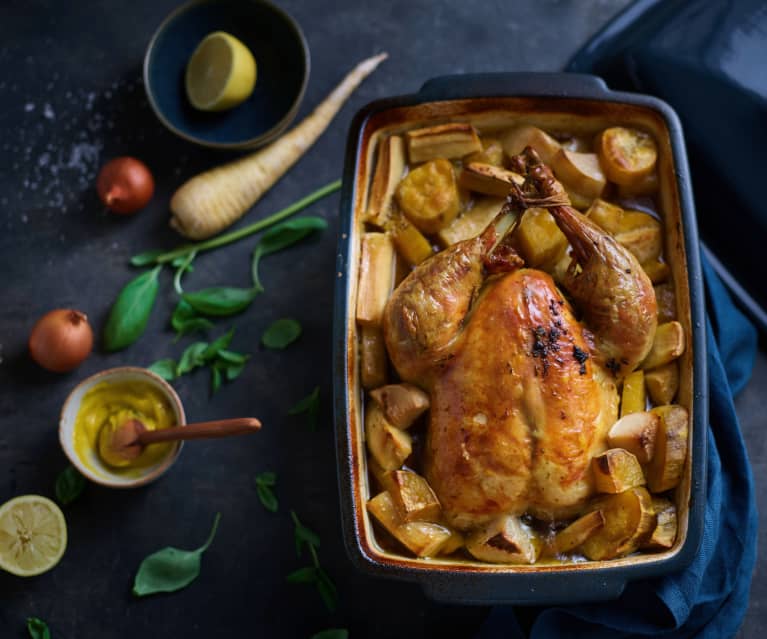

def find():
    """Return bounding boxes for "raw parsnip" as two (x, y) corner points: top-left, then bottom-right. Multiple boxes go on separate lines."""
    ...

(170, 53), (388, 239)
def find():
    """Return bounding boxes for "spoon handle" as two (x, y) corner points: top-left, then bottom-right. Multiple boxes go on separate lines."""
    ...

(138, 418), (261, 444)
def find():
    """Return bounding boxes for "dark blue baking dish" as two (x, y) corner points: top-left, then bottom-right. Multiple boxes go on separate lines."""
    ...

(332, 72), (707, 605)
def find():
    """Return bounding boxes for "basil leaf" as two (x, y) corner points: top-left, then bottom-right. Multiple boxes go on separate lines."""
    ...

(172, 250), (196, 295)
(291, 510), (321, 556)
(288, 386), (320, 430)
(315, 567), (338, 612)
(224, 362), (246, 381)
(202, 328), (234, 361)
(255, 471), (276, 487)
(311, 630), (349, 639)
(256, 484), (278, 512)
(251, 216), (327, 290)
(54, 465), (86, 506)
(216, 349), (250, 365)
(148, 358), (177, 381)
(262, 318), (302, 349)
(177, 342), (209, 375)
(130, 248), (164, 266)
(133, 513), (221, 597)
(286, 566), (317, 584)
(183, 287), (259, 317)
(26, 617), (51, 639)
(211, 366), (222, 394)
(103, 266), (162, 351)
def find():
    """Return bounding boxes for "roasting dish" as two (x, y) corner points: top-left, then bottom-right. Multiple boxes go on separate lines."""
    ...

(332, 73), (706, 604)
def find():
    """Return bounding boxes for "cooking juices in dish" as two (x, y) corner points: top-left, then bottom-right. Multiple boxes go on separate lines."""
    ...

(73, 379), (176, 476)
(356, 122), (688, 564)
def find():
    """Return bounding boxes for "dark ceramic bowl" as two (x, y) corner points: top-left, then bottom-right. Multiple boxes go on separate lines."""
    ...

(143, 0), (309, 150)
(332, 73), (707, 604)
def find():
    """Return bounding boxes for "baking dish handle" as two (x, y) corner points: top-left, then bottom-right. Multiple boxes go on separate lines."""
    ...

(417, 72), (611, 101)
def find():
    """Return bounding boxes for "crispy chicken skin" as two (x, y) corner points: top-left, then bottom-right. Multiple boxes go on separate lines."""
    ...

(425, 269), (618, 528)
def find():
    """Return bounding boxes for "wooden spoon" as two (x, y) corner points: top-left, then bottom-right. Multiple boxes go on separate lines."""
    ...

(98, 417), (261, 468)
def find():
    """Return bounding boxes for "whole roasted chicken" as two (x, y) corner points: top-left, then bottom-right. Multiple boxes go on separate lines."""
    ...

(382, 148), (657, 531)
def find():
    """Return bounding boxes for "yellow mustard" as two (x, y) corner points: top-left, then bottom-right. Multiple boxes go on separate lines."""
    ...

(73, 380), (176, 476)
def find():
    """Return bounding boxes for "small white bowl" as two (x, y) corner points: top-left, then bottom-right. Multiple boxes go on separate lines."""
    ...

(59, 366), (186, 488)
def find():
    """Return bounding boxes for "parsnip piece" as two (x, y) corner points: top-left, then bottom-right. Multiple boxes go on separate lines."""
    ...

(365, 135), (406, 227)
(365, 402), (412, 471)
(614, 211), (663, 264)
(466, 515), (540, 564)
(441, 529), (465, 555)
(513, 207), (568, 271)
(641, 321), (686, 370)
(654, 283), (677, 323)
(369, 383), (430, 429)
(587, 198), (624, 234)
(437, 196), (505, 246)
(389, 470), (442, 522)
(356, 233), (395, 327)
(620, 370), (646, 416)
(367, 491), (452, 557)
(395, 159), (461, 233)
(642, 260), (670, 284)
(465, 137), (504, 166)
(617, 172), (659, 197)
(385, 209), (433, 265)
(550, 510), (605, 555)
(608, 411), (659, 464)
(501, 125), (561, 165)
(596, 127), (658, 187)
(645, 362), (680, 405)
(406, 123), (481, 163)
(360, 325), (387, 390)
(646, 405), (689, 492)
(580, 487), (656, 560)
(552, 149), (606, 199)
(592, 448), (646, 494)
(458, 162), (524, 198)
(642, 497), (677, 550)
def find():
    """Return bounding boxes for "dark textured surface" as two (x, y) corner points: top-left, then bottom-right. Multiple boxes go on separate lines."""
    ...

(0, 1), (763, 637)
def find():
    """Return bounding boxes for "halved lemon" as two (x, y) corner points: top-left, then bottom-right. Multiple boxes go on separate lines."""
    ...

(185, 31), (257, 112)
(0, 495), (67, 576)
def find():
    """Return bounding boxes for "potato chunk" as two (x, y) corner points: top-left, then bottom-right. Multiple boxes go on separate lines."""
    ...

(389, 470), (442, 522)
(646, 405), (689, 492)
(395, 159), (461, 234)
(458, 162), (524, 198)
(645, 362), (680, 405)
(613, 211), (663, 265)
(356, 232), (395, 327)
(592, 448), (646, 494)
(513, 207), (569, 271)
(369, 383), (430, 429)
(596, 127), (658, 187)
(587, 198), (624, 233)
(406, 123), (481, 163)
(552, 150), (606, 199)
(367, 491), (452, 557)
(365, 402), (412, 471)
(642, 260), (670, 284)
(366, 135), (406, 227)
(580, 487), (656, 560)
(360, 325), (387, 390)
(620, 369), (646, 416)
(641, 321), (686, 370)
(608, 411), (659, 464)
(465, 137), (504, 166)
(385, 209), (433, 265)
(549, 510), (605, 555)
(642, 497), (678, 550)
(466, 515), (540, 564)
(437, 196), (505, 246)
(501, 125), (561, 165)
(617, 171), (659, 197)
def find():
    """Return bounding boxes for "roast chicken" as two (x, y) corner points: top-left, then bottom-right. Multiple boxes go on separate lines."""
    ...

(382, 148), (657, 530)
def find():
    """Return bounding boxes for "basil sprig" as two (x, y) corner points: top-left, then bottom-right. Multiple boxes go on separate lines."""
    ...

(132, 513), (221, 597)
(103, 266), (161, 351)
(286, 511), (337, 611)
(171, 300), (213, 341)
(26, 617), (50, 639)
(255, 472), (278, 512)
(54, 465), (86, 506)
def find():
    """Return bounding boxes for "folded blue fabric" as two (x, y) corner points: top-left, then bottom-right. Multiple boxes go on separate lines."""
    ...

(478, 253), (758, 639)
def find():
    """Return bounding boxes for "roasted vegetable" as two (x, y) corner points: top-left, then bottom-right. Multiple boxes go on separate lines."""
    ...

(465, 137), (504, 166)
(360, 325), (388, 390)
(389, 469), (442, 522)
(645, 362), (680, 405)
(592, 448), (646, 494)
(441, 529), (465, 555)
(641, 321), (685, 370)
(369, 383), (430, 429)
(608, 411), (659, 464)
(465, 515), (540, 564)
(646, 405), (689, 492)
(596, 127), (658, 187)
(654, 283), (677, 323)
(395, 159), (461, 233)
(552, 149), (606, 200)
(548, 510), (605, 555)
(366, 135), (406, 227)
(367, 491), (452, 557)
(356, 233), (395, 327)
(642, 497), (677, 550)
(365, 402), (412, 471)
(620, 370), (646, 416)
(586, 198), (624, 233)
(501, 125), (561, 165)
(613, 211), (663, 265)
(437, 196), (505, 246)
(642, 259), (670, 284)
(617, 172), (659, 197)
(385, 208), (433, 265)
(406, 123), (481, 163)
(457, 162), (524, 198)
(580, 487), (656, 560)
(513, 207), (569, 271)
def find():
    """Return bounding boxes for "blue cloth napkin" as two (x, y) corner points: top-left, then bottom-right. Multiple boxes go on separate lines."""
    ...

(478, 252), (758, 639)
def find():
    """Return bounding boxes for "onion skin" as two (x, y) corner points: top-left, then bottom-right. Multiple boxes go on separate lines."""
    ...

(29, 309), (94, 372)
(97, 157), (154, 215)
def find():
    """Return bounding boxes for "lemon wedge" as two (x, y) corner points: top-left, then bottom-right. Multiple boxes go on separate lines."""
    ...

(185, 31), (257, 112)
(0, 495), (67, 576)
